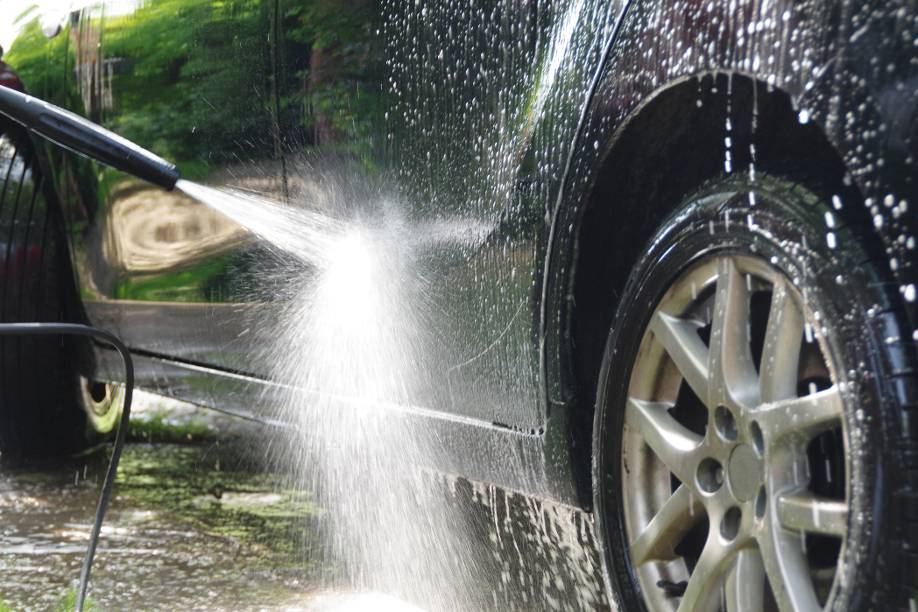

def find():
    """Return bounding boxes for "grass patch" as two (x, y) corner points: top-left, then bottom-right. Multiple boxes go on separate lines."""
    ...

(54, 590), (99, 612)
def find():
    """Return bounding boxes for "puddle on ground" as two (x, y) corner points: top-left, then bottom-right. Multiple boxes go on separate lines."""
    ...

(0, 393), (604, 611)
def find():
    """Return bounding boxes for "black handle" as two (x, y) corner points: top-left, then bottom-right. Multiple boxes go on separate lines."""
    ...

(0, 85), (180, 190)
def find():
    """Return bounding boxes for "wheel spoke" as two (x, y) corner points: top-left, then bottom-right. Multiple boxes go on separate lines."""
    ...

(650, 311), (710, 405)
(709, 257), (759, 407)
(756, 385), (843, 440)
(626, 398), (703, 483)
(676, 537), (728, 612)
(758, 521), (822, 612)
(725, 549), (765, 612)
(760, 277), (804, 403)
(630, 484), (704, 565)
(777, 491), (847, 537)
(624, 254), (847, 612)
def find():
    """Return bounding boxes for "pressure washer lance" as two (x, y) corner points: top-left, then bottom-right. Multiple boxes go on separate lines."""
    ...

(0, 85), (180, 190)
(0, 323), (133, 612)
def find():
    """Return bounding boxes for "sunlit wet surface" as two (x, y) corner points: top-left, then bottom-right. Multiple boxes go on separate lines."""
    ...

(0, 394), (605, 611)
(0, 394), (328, 610)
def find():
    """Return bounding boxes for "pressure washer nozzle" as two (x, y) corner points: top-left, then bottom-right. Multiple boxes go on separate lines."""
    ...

(0, 85), (180, 191)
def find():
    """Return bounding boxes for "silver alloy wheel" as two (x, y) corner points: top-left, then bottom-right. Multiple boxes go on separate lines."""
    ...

(622, 254), (848, 612)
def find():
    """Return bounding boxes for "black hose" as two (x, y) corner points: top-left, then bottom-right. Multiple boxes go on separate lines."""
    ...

(0, 86), (179, 191)
(0, 322), (133, 612)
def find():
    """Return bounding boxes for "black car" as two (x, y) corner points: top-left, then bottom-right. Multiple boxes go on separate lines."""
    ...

(1, 1), (917, 610)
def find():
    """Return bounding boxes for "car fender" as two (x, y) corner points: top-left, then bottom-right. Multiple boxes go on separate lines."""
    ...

(534, 0), (918, 505)
(541, 0), (918, 411)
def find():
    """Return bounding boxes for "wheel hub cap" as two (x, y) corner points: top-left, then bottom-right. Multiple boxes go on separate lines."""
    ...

(727, 443), (761, 502)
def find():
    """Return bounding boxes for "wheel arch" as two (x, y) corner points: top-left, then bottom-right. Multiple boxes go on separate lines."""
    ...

(550, 71), (867, 504)
(540, 0), (918, 508)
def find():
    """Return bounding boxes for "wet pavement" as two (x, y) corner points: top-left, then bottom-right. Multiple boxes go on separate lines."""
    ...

(0, 394), (605, 611)
(0, 394), (331, 611)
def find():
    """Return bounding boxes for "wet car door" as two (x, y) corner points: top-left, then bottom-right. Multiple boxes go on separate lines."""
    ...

(269, 0), (589, 426)
(325, 0), (620, 426)
(144, 0), (557, 425)
(8, 0), (287, 373)
(8, 0), (613, 430)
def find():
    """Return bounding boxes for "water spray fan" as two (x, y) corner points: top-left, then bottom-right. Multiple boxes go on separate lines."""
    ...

(0, 85), (180, 190)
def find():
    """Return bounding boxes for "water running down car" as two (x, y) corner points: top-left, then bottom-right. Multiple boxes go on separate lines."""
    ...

(1, 1), (917, 609)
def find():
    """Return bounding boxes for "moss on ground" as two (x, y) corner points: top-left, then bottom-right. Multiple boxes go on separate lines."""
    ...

(115, 441), (327, 573)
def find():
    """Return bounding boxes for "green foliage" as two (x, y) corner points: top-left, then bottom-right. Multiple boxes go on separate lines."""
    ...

(6, 0), (383, 173)
(6, 19), (71, 103)
(102, 0), (274, 166)
(54, 589), (99, 612)
(113, 254), (236, 302)
(280, 0), (383, 154)
(285, 0), (373, 48)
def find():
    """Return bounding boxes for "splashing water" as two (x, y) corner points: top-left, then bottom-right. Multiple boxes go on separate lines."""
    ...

(176, 179), (344, 266)
(175, 174), (605, 610)
(169, 0), (622, 606)
(176, 177), (473, 608)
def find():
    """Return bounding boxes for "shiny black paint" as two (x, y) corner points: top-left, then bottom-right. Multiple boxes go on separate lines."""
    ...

(541, 0), (918, 501)
(3, 0), (916, 506)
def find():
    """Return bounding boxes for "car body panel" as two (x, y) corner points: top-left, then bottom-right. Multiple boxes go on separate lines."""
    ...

(2, 0), (917, 506)
(6, 0), (630, 430)
(541, 0), (918, 416)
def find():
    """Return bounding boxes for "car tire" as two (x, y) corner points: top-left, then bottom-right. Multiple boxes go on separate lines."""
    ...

(0, 126), (118, 458)
(592, 174), (918, 611)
